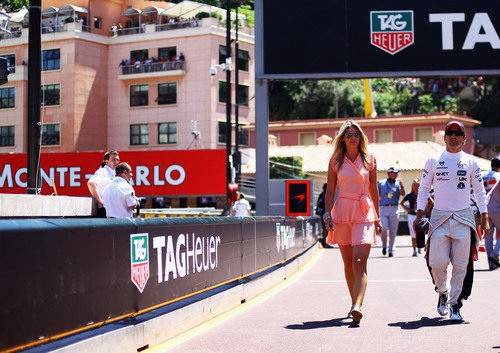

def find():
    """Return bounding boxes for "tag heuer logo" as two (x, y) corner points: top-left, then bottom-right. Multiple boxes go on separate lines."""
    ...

(130, 233), (150, 293)
(370, 10), (414, 55)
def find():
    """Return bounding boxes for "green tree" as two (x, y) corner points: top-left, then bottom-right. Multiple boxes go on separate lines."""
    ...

(417, 94), (435, 114)
(4, 0), (28, 11)
(468, 95), (500, 127)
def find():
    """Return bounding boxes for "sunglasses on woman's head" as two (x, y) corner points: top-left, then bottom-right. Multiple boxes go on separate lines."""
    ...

(346, 132), (361, 138)
(445, 130), (465, 137)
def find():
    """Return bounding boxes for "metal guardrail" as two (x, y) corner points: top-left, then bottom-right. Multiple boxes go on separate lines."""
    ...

(41, 25), (67, 34)
(109, 26), (145, 36)
(120, 60), (185, 75)
(155, 20), (199, 31)
(0, 30), (21, 39)
(138, 207), (222, 218)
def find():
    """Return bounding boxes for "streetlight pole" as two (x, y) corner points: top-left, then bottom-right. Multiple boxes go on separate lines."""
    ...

(225, 0), (232, 208)
(27, 0), (42, 194)
(234, 4), (240, 185)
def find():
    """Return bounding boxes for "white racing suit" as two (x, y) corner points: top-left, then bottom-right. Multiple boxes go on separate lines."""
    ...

(426, 208), (478, 308)
(417, 150), (487, 309)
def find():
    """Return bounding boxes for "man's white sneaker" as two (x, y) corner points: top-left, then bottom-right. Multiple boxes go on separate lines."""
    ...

(437, 292), (448, 316)
(450, 304), (463, 321)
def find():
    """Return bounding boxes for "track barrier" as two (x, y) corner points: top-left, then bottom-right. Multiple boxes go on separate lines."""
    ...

(0, 216), (321, 352)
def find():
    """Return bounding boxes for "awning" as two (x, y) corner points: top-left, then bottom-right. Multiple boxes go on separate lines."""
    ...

(58, 4), (88, 15)
(141, 6), (169, 16)
(8, 7), (28, 22)
(162, 0), (245, 21)
(41, 6), (58, 17)
(122, 6), (141, 18)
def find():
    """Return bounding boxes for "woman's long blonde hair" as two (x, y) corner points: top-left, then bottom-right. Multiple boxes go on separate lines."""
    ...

(331, 120), (370, 170)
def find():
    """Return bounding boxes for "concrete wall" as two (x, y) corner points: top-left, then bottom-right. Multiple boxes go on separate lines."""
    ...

(0, 194), (93, 217)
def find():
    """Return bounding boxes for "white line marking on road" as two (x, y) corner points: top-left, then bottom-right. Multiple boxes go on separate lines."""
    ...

(311, 279), (492, 283)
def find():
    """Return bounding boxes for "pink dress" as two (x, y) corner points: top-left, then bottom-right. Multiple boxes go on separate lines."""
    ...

(327, 154), (378, 246)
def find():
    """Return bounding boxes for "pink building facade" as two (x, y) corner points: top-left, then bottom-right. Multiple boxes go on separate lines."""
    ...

(0, 0), (255, 154)
(248, 114), (480, 154)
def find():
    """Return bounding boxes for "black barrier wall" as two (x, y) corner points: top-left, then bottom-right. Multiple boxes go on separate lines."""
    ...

(0, 216), (321, 352)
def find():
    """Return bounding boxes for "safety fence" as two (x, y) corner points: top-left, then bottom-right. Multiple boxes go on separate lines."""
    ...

(0, 216), (321, 352)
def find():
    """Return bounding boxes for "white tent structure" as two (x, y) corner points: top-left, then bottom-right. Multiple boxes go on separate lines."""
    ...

(162, 0), (245, 21)
(8, 7), (28, 23)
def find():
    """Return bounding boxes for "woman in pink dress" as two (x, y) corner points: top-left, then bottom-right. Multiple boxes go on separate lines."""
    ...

(323, 120), (382, 325)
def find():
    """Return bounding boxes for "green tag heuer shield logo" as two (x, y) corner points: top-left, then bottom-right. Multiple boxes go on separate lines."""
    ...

(370, 10), (414, 54)
(130, 233), (149, 293)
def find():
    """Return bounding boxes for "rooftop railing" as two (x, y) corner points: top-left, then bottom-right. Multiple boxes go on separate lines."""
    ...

(155, 19), (199, 32)
(120, 60), (185, 75)
(41, 24), (68, 34)
(0, 30), (21, 40)
(109, 26), (145, 37)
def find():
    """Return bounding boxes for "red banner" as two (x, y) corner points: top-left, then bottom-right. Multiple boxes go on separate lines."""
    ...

(0, 150), (226, 196)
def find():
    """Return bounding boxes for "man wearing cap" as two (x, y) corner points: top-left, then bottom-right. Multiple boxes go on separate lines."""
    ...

(415, 120), (489, 321)
(378, 167), (406, 257)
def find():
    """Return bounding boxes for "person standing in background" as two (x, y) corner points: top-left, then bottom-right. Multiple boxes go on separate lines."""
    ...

(102, 162), (137, 219)
(483, 157), (500, 270)
(316, 183), (332, 248)
(378, 167), (406, 257)
(87, 151), (120, 218)
(232, 192), (252, 217)
(400, 179), (420, 256)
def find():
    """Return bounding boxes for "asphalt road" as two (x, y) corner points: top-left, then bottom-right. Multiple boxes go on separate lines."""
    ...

(147, 237), (500, 353)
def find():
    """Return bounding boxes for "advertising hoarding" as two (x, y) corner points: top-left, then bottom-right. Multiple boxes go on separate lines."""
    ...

(0, 150), (226, 196)
(260, 0), (500, 78)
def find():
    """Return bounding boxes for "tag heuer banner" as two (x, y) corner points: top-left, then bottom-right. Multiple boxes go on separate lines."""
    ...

(260, 0), (500, 77)
(130, 233), (150, 293)
(370, 11), (414, 54)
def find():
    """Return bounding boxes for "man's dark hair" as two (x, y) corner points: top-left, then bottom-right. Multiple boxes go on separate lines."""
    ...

(101, 151), (119, 167)
(239, 193), (245, 199)
(116, 162), (131, 177)
(492, 157), (500, 170)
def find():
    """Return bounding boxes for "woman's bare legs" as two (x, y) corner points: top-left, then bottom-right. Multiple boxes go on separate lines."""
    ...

(339, 245), (355, 307)
(352, 244), (371, 308)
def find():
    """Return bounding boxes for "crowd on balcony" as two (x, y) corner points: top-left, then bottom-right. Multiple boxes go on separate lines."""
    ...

(110, 16), (199, 36)
(119, 53), (185, 74)
(389, 77), (497, 100)
(156, 16), (199, 30)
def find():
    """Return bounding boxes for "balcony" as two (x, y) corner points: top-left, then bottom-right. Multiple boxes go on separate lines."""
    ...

(118, 61), (186, 80)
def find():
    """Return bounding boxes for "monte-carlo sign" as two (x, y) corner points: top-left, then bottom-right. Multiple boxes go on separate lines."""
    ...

(0, 150), (226, 196)
(260, 0), (500, 78)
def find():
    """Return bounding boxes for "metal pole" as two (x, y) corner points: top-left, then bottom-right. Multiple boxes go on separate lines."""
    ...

(27, 0), (42, 194)
(225, 0), (232, 208)
(254, 0), (269, 215)
(234, 4), (240, 185)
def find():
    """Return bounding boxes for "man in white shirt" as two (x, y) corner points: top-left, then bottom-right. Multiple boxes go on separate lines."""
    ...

(483, 157), (500, 270)
(232, 193), (252, 217)
(102, 162), (137, 219)
(87, 151), (120, 217)
(415, 121), (489, 321)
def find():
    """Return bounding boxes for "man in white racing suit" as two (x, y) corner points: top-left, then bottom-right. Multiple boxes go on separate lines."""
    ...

(415, 120), (489, 321)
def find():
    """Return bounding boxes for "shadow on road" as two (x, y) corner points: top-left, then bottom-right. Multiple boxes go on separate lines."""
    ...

(285, 317), (359, 329)
(388, 316), (469, 329)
